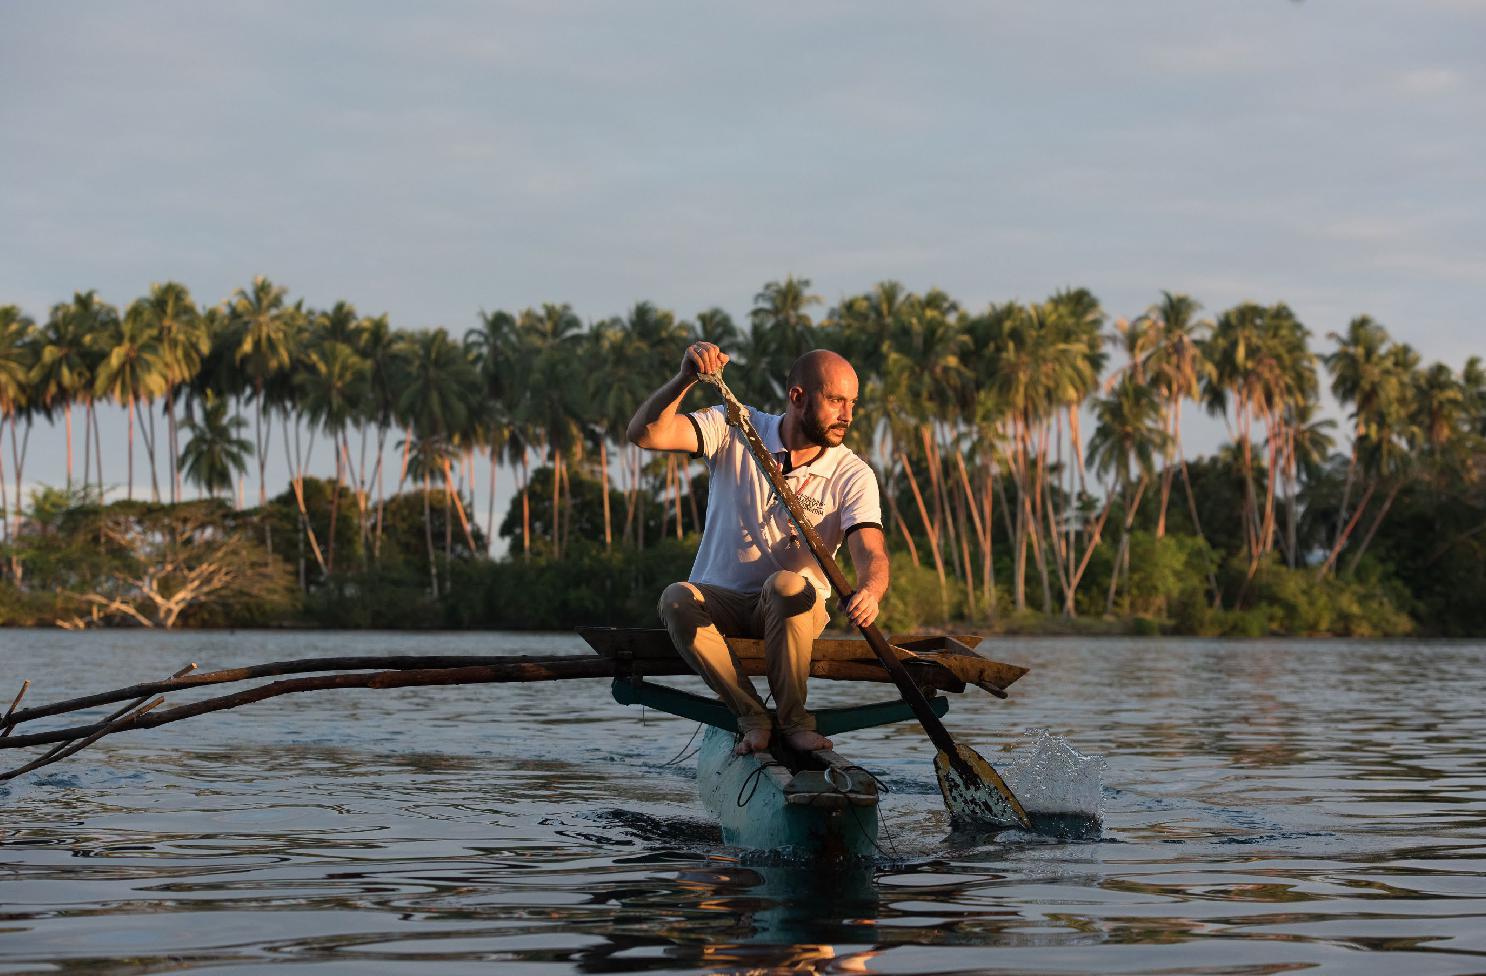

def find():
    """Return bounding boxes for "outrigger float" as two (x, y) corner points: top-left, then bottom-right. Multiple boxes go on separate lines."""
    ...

(579, 626), (1028, 858)
(0, 628), (1032, 858)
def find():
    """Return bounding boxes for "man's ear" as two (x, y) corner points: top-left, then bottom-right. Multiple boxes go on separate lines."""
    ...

(786, 385), (805, 407)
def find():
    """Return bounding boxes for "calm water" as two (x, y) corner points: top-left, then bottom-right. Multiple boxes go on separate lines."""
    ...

(1, 630), (1483, 975)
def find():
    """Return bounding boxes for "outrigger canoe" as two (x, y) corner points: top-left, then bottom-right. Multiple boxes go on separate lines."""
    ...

(578, 627), (1027, 859)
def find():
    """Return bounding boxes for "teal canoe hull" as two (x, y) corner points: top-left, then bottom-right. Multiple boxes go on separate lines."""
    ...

(695, 726), (880, 860)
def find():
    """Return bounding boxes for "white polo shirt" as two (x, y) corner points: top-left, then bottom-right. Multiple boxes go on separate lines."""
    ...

(686, 404), (883, 602)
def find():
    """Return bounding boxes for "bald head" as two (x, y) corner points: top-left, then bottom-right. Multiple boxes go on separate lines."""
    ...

(786, 349), (856, 396)
(785, 349), (860, 449)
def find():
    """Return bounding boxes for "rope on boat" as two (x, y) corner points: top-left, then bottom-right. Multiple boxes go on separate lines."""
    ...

(660, 722), (704, 767)
(736, 759), (786, 808)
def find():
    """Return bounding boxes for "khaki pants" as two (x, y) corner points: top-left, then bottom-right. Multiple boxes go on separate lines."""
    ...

(657, 571), (830, 735)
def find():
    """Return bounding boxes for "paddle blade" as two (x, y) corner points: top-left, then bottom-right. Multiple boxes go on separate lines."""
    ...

(934, 742), (1032, 830)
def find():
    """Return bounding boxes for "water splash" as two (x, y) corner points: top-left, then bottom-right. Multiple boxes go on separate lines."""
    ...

(1001, 728), (1107, 824)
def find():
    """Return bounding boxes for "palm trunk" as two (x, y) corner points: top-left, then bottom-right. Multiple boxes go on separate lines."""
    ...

(64, 404), (73, 492)
(326, 432), (341, 576)
(885, 485), (918, 565)
(520, 448), (531, 559)
(254, 392), (268, 507)
(1330, 433), (1361, 557)
(954, 473), (976, 619)
(82, 400), (92, 494)
(1155, 400), (1177, 538)
(982, 464), (996, 620)
(922, 427), (958, 586)
(1027, 423), (1053, 613)
(1067, 486), (1119, 615)
(900, 450), (948, 621)
(1258, 407), (1281, 556)
(600, 438), (612, 549)
(423, 470), (438, 597)
(550, 445), (561, 556)
(621, 445), (639, 546)
(284, 418), (327, 578)
(91, 401), (103, 501)
(0, 412), (9, 546)
(487, 448), (499, 556)
(443, 462), (454, 575)
(373, 423), (389, 560)
(443, 456), (477, 554)
(1317, 480), (1376, 578)
(634, 446), (645, 551)
(344, 434), (368, 564)
(126, 398), (136, 501)
(1011, 423), (1029, 612)
(1283, 427), (1299, 568)
(167, 387), (180, 504)
(357, 425), (371, 558)
(1343, 481), (1401, 576)
(560, 453), (576, 554)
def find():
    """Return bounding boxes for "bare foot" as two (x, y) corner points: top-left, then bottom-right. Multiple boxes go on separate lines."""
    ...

(784, 730), (833, 752)
(734, 728), (770, 755)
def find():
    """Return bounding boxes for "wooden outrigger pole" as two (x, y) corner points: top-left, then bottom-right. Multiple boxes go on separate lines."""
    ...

(1, 630), (1035, 856)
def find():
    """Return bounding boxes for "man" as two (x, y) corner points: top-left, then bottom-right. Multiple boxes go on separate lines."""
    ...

(627, 341), (890, 756)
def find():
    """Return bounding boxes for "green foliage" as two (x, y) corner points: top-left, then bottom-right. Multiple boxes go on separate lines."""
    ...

(870, 557), (966, 634)
(6, 274), (1486, 635)
(3, 496), (298, 628)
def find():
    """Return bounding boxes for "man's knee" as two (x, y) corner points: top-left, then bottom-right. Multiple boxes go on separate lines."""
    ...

(761, 571), (817, 617)
(658, 581), (705, 624)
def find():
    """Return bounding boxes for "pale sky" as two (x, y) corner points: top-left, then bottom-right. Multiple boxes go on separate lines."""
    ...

(2, 1), (1482, 532)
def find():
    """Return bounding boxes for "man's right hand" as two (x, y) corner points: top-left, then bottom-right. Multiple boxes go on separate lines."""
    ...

(681, 341), (729, 379)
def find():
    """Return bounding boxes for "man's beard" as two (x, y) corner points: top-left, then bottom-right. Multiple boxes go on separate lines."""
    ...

(802, 414), (848, 447)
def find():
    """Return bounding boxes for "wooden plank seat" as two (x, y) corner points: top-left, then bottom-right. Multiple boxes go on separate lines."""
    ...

(578, 626), (1027, 697)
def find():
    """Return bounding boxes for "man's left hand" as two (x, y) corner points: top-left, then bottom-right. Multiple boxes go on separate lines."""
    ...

(840, 589), (880, 628)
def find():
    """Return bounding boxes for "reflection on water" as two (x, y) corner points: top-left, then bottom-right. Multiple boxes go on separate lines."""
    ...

(2, 630), (1485, 974)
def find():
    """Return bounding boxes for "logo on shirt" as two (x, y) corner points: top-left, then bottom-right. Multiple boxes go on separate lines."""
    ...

(794, 475), (825, 520)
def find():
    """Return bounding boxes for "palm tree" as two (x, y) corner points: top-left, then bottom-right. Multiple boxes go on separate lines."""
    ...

(1202, 302), (1269, 565)
(749, 276), (822, 401)
(34, 291), (112, 493)
(513, 304), (585, 556)
(299, 339), (370, 574)
(1042, 288), (1106, 613)
(230, 276), (295, 507)
(1318, 341), (1419, 577)
(402, 432), (458, 597)
(1461, 356), (1486, 437)
(93, 305), (168, 501)
(357, 313), (406, 557)
(1280, 398), (1335, 566)
(980, 301), (1088, 612)
(1140, 292), (1212, 540)
(881, 290), (969, 618)
(1323, 315), (1393, 560)
(397, 327), (479, 585)
(586, 316), (650, 548)
(0, 306), (36, 544)
(130, 282), (207, 503)
(180, 395), (252, 499)
(623, 302), (693, 542)
(693, 307), (741, 349)
(314, 301), (361, 347)
(1085, 376), (1171, 613)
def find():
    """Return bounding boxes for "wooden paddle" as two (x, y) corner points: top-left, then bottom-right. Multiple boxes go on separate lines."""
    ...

(698, 371), (1031, 830)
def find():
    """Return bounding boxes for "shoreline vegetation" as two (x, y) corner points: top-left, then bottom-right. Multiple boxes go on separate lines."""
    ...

(2, 277), (1482, 637)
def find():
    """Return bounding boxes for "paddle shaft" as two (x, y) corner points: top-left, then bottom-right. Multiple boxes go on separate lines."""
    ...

(716, 393), (959, 756)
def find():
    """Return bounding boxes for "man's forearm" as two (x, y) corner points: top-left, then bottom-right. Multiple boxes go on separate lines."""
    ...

(856, 551), (890, 602)
(626, 371), (694, 446)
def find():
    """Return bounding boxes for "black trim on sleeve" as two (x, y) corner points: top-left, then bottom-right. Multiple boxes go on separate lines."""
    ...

(842, 521), (884, 541)
(686, 413), (706, 459)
